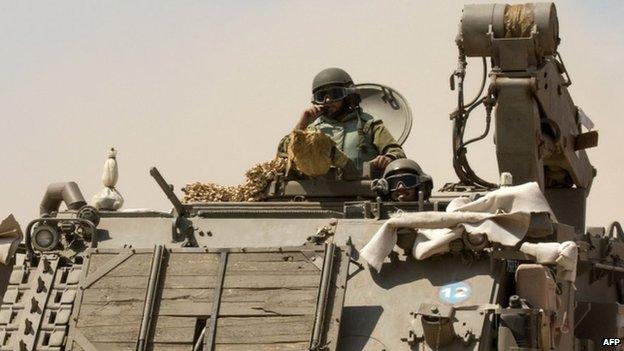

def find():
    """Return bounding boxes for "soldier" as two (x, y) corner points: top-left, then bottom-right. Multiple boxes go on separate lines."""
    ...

(289, 67), (406, 174)
(382, 159), (433, 201)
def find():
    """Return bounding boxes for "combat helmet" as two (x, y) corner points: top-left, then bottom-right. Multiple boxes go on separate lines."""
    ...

(312, 67), (354, 92)
(383, 159), (433, 199)
(311, 68), (361, 107)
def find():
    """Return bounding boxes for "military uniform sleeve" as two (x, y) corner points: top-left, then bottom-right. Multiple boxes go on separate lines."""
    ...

(372, 120), (406, 160)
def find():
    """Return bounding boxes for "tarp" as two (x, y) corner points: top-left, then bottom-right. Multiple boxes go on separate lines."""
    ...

(360, 182), (557, 272)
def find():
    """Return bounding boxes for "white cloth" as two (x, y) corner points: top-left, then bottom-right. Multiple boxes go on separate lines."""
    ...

(102, 148), (119, 187)
(92, 148), (124, 210)
(520, 241), (578, 281)
(0, 214), (22, 265)
(360, 182), (555, 272)
(578, 108), (595, 131)
(92, 187), (124, 210)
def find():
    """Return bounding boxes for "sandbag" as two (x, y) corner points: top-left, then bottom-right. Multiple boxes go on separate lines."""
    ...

(92, 187), (124, 211)
(102, 148), (119, 187)
(91, 148), (124, 210)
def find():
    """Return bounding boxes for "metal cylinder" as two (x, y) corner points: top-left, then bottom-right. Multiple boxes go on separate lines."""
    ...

(460, 3), (559, 57)
(31, 224), (60, 251)
(39, 182), (87, 215)
(310, 243), (336, 349)
(421, 315), (456, 347)
(460, 3), (506, 57)
(462, 232), (489, 251)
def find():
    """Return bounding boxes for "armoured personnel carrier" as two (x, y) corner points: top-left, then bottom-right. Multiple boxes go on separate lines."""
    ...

(0, 3), (620, 351)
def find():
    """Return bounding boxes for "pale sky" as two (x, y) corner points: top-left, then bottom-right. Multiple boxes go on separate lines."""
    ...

(2, 1), (623, 228)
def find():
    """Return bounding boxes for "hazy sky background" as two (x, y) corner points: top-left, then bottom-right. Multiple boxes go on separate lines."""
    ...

(2, 0), (623, 228)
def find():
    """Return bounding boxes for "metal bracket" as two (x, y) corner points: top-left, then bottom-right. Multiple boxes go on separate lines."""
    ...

(174, 217), (198, 247)
(380, 86), (400, 110)
(306, 220), (338, 245)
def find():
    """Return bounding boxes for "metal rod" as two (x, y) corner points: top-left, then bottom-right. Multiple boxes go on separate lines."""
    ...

(136, 245), (164, 351)
(595, 263), (624, 274)
(150, 167), (186, 216)
(310, 243), (336, 350)
(200, 250), (229, 351)
(194, 327), (206, 351)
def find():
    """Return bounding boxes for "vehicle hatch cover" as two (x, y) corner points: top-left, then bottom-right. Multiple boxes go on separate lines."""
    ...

(355, 83), (413, 145)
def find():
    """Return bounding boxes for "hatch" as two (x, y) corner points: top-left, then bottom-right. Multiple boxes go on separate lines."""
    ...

(61, 244), (349, 350)
(355, 83), (413, 145)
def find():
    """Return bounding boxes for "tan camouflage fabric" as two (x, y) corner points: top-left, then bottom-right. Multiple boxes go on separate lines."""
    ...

(182, 130), (349, 202)
(287, 130), (334, 177)
(504, 3), (536, 38)
(183, 158), (286, 202)
(286, 130), (350, 177)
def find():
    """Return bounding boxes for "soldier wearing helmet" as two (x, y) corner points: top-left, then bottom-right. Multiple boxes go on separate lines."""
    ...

(290, 68), (406, 174)
(381, 159), (433, 201)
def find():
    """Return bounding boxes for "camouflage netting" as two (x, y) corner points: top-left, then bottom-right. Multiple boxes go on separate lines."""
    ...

(504, 3), (536, 38)
(183, 130), (347, 202)
(183, 157), (286, 202)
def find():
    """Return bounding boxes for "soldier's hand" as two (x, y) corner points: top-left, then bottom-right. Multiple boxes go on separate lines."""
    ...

(370, 155), (392, 169)
(295, 105), (324, 130)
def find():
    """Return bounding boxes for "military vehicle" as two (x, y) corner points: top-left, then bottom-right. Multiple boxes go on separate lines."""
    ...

(0, 3), (620, 350)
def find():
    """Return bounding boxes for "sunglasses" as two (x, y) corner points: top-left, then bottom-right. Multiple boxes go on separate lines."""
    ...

(312, 87), (349, 104)
(386, 173), (419, 192)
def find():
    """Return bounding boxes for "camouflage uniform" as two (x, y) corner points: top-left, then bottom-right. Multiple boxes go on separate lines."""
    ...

(278, 108), (405, 173)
